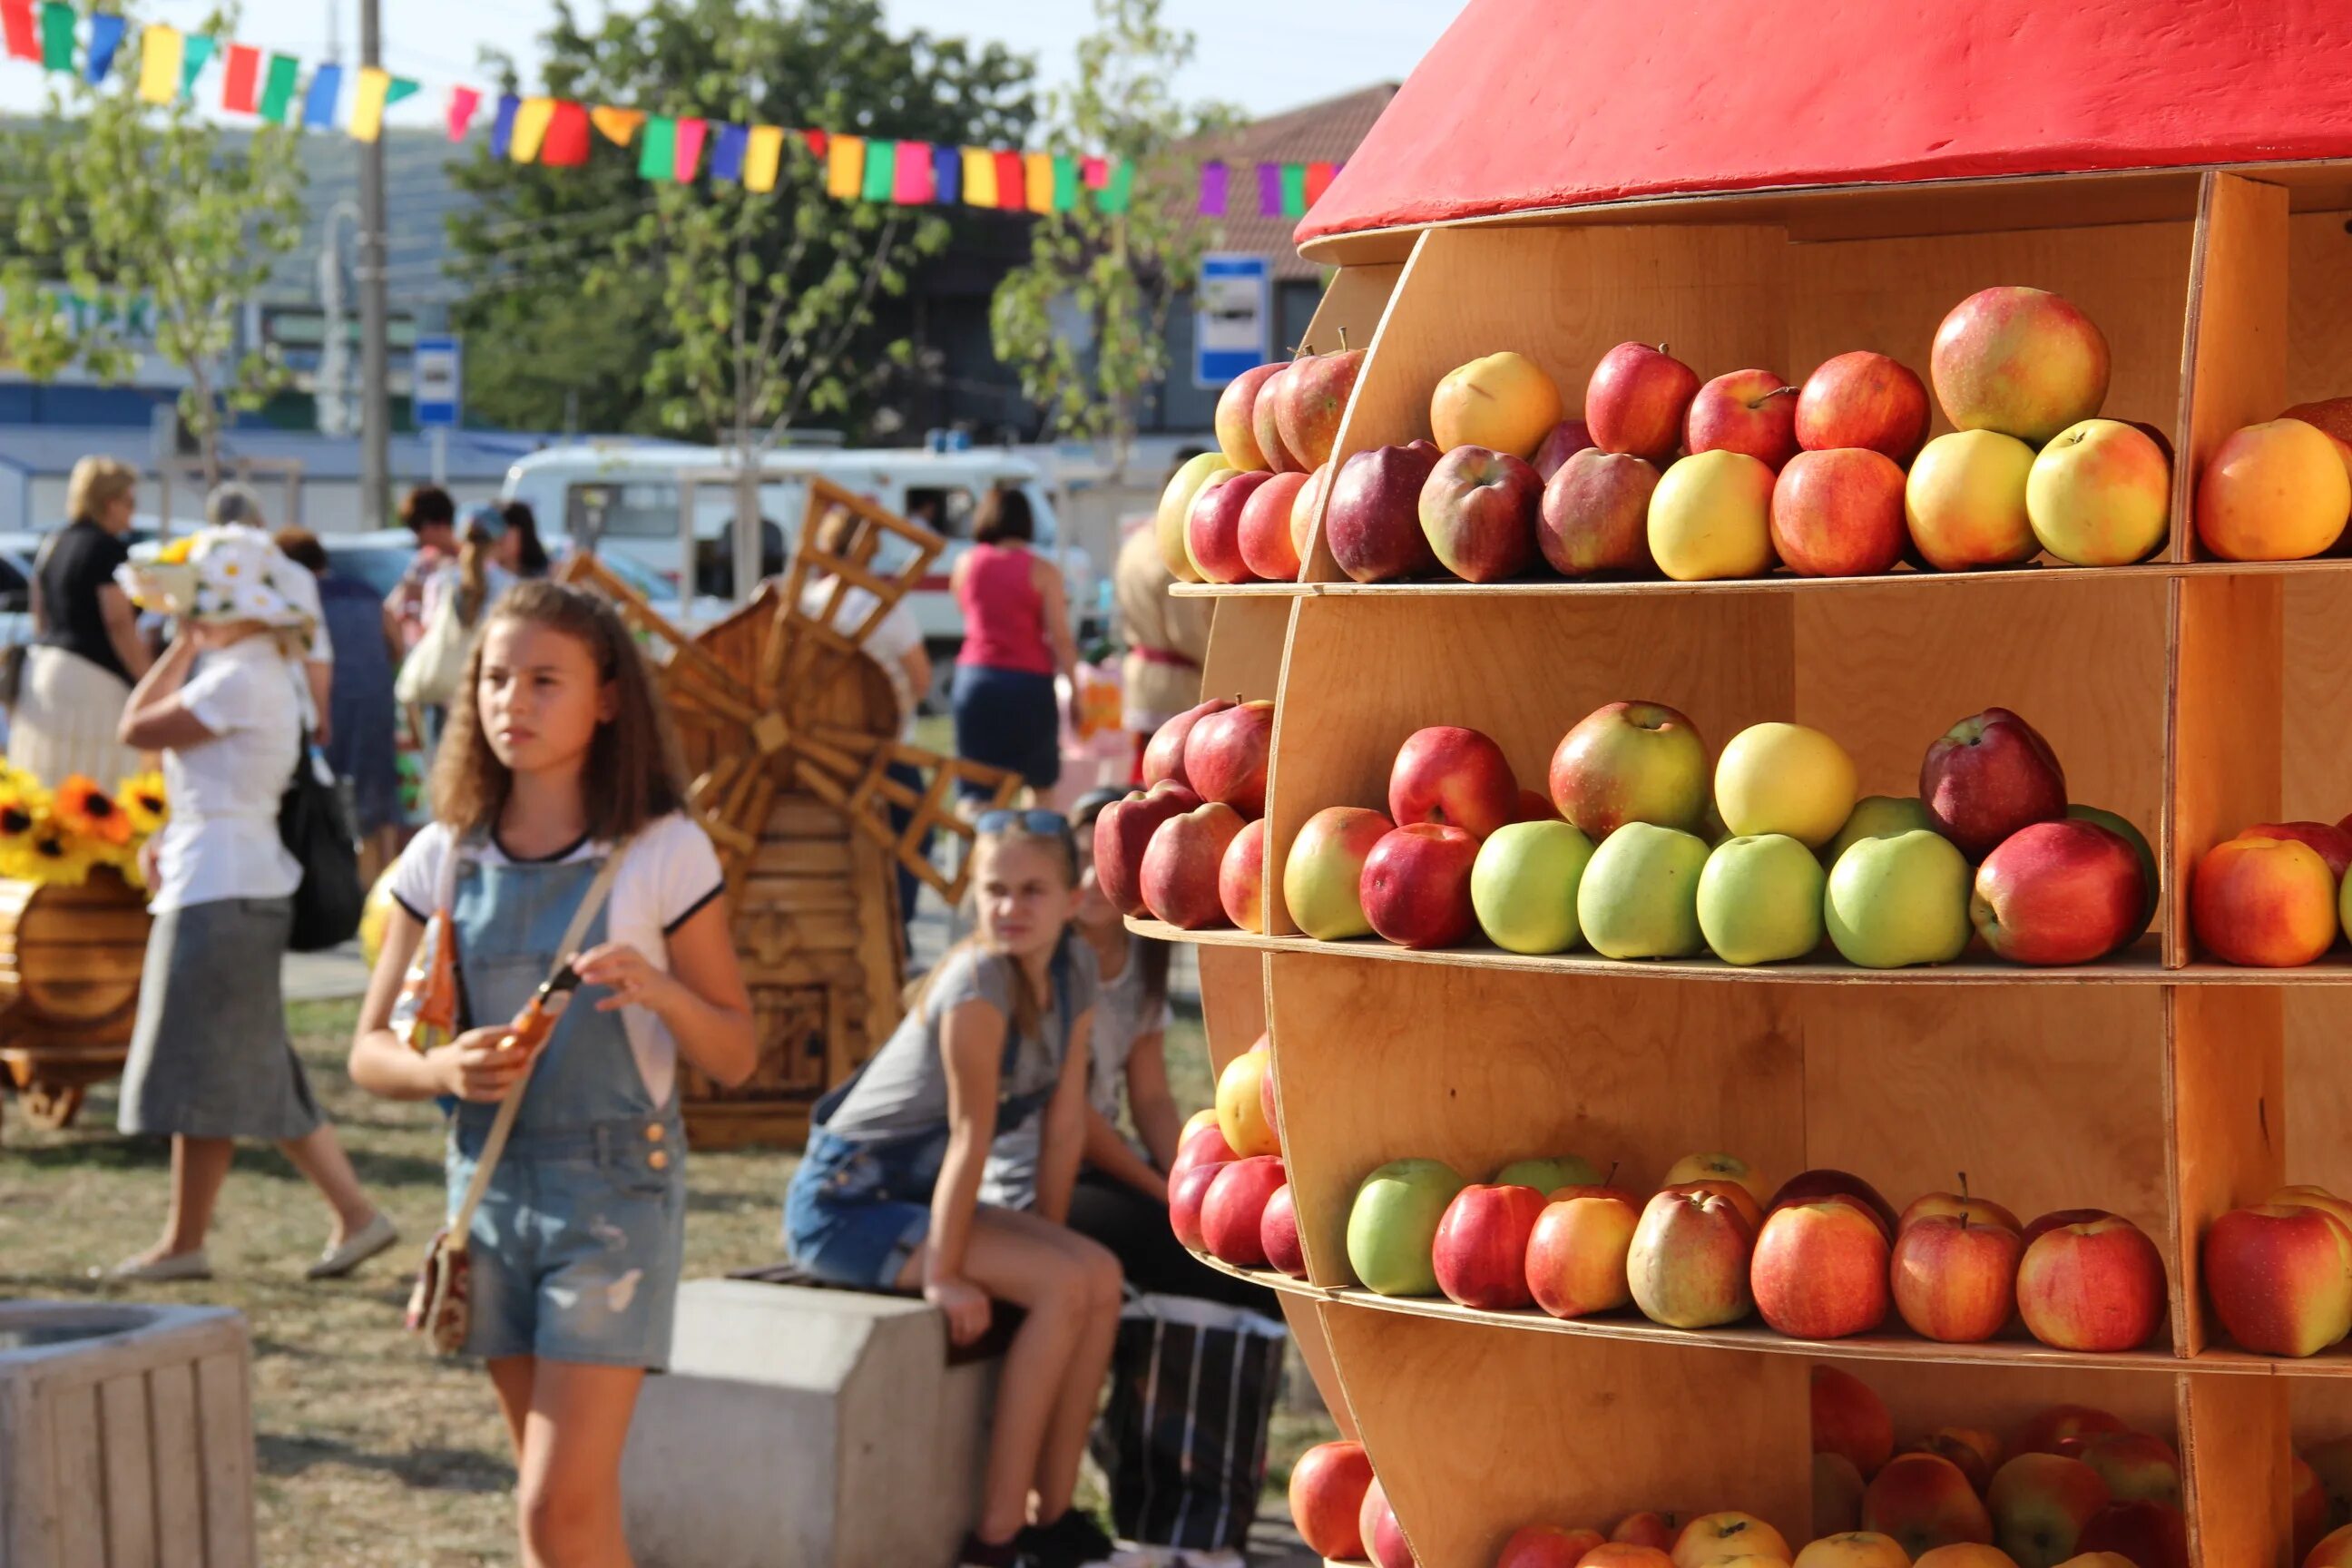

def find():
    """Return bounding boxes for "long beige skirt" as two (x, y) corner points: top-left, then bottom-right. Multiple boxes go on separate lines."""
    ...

(8, 646), (143, 789)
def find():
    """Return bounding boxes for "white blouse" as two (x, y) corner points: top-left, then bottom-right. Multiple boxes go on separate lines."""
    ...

(150, 636), (302, 914)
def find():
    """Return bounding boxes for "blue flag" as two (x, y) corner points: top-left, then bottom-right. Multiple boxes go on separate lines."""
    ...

(84, 13), (123, 82)
(301, 63), (342, 128)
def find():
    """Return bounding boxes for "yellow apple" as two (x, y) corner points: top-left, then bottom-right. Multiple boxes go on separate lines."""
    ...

(1906, 429), (2038, 571)
(1429, 350), (1563, 459)
(1649, 450), (1778, 581)
(1213, 1044), (1279, 1157)
(2025, 418), (2169, 565)
(1155, 451), (1231, 583)
(1672, 1512), (1791, 1567)
(1663, 1152), (1769, 1207)
(1714, 721), (1859, 848)
(1794, 1534), (1911, 1568)
(2196, 417), (2352, 561)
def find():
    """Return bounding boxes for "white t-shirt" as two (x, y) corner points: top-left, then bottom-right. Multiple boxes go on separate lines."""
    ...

(387, 812), (726, 1105)
(799, 578), (921, 739)
(152, 636), (303, 913)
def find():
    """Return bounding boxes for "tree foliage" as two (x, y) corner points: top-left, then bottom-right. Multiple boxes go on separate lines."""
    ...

(0, 5), (306, 485)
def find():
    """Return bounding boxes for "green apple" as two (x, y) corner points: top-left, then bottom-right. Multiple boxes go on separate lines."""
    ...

(1155, 451), (1231, 583)
(1714, 721), (1858, 848)
(2067, 804), (2159, 939)
(1346, 1158), (1468, 1296)
(1576, 822), (1710, 960)
(1470, 820), (1594, 955)
(1825, 829), (1975, 968)
(1822, 795), (1939, 868)
(1698, 834), (1828, 965)
(1492, 1155), (1601, 1192)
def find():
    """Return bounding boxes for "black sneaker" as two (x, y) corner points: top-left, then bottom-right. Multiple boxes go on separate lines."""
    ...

(1018, 1510), (1119, 1568)
(957, 1531), (1031, 1568)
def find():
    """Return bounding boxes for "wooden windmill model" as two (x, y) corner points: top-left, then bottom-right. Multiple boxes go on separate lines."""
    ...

(558, 479), (1020, 1148)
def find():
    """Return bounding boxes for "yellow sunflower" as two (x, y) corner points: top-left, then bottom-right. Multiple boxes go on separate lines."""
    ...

(54, 774), (133, 848)
(157, 536), (196, 564)
(119, 771), (168, 836)
(18, 818), (93, 887)
(0, 780), (44, 858)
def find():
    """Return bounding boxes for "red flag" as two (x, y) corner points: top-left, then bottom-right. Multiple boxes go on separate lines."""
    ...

(674, 117), (708, 180)
(0, 0), (35, 62)
(446, 84), (482, 141)
(993, 150), (1025, 211)
(220, 44), (260, 113)
(540, 100), (591, 167)
(1305, 161), (1338, 205)
(800, 127), (828, 157)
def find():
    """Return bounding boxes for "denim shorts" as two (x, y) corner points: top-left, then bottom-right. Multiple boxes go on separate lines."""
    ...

(783, 1124), (947, 1289)
(449, 1114), (687, 1369)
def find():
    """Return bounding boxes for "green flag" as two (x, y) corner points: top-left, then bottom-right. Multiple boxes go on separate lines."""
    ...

(178, 33), (213, 97)
(1095, 159), (1133, 215)
(1279, 162), (1307, 219)
(638, 116), (677, 180)
(1051, 154), (1080, 212)
(860, 138), (896, 201)
(37, 1), (71, 72)
(258, 53), (299, 122)
(385, 74), (419, 108)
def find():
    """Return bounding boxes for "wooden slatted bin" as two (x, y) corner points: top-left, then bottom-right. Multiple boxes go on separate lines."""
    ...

(1145, 165), (2352, 1567)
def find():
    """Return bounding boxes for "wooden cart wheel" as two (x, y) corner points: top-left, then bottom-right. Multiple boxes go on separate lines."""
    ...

(17, 1080), (83, 1131)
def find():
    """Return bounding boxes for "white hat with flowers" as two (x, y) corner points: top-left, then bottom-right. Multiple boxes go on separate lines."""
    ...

(116, 525), (314, 634)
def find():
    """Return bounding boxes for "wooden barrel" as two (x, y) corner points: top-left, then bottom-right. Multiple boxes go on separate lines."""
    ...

(0, 870), (151, 1031)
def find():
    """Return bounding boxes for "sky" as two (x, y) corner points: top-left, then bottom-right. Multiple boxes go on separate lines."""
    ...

(0, 0), (1452, 121)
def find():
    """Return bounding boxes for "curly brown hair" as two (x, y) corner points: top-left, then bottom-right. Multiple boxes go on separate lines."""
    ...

(428, 581), (688, 843)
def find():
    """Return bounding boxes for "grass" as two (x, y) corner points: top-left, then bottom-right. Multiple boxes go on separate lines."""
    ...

(0, 997), (1334, 1565)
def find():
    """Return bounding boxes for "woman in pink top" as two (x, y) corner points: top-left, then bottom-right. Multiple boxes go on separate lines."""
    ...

(950, 488), (1078, 806)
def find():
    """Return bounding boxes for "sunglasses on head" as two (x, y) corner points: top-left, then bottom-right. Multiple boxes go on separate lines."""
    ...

(975, 808), (1071, 838)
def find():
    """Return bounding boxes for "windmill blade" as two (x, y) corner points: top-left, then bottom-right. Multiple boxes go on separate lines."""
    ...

(767, 477), (946, 714)
(792, 722), (1020, 903)
(557, 554), (759, 725)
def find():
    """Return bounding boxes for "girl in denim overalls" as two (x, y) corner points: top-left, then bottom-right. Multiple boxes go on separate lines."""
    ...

(352, 583), (754, 1568)
(785, 814), (1122, 1568)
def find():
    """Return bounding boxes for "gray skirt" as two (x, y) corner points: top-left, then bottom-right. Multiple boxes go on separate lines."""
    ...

(117, 897), (320, 1141)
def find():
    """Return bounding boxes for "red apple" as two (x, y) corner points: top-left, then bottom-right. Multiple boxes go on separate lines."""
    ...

(1361, 1479), (1417, 1568)
(1612, 1513), (1679, 1551)
(1200, 1154), (1288, 1268)
(2073, 1500), (2187, 1568)
(1390, 725), (1519, 839)
(1798, 350), (1931, 465)
(1494, 1523), (1605, 1568)
(1432, 1182), (1548, 1310)
(1532, 418), (1597, 482)
(1217, 819), (1267, 932)
(1289, 464), (1331, 567)
(1283, 806), (1396, 941)
(1538, 448), (1661, 576)
(2314, 1524), (2352, 1568)
(1901, 1179), (2024, 1235)
(1094, 781), (1202, 918)
(1863, 1452), (1995, 1559)
(1524, 1191), (1640, 1319)
(1970, 818), (2148, 965)
(2240, 820), (2352, 882)
(2201, 1201), (2352, 1356)
(1170, 1116), (1238, 1191)
(1142, 699), (1232, 791)
(1251, 362), (1300, 474)
(1325, 440), (1446, 583)
(1892, 1213), (2023, 1343)
(1548, 700), (1710, 838)
(2300, 1455), (2332, 1560)
(1516, 789), (1557, 823)
(1289, 1439), (1374, 1559)
(1770, 447), (1909, 577)
(1911, 1428), (2002, 1494)
(1215, 361), (1286, 471)
(2015, 1405), (2128, 1456)
(1662, 1178), (1765, 1234)
(1768, 1170), (1900, 1239)
(2015, 1215), (2168, 1352)
(1919, 707), (2068, 860)
(1184, 700), (1275, 818)
(1140, 802), (1247, 930)
(1986, 1451), (2112, 1567)
(1360, 824), (1480, 949)
(1687, 368), (1801, 469)
(2077, 1432), (2180, 1507)
(1261, 1183), (1306, 1278)
(1186, 468), (1273, 584)
(1419, 445), (1541, 582)
(1279, 348), (1366, 471)
(1237, 469), (1312, 582)
(1170, 1159), (1227, 1250)
(1932, 286), (2112, 446)
(1751, 1198), (1891, 1338)
(2022, 1209), (2116, 1249)
(2191, 835), (2339, 967)
(1626, 1188), (1756, 1328)
(1813, 1365), (1894, 1475)
(1585, 342), (1700, 463)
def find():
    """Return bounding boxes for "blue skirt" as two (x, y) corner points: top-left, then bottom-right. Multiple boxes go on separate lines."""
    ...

(951, 663), (1059, 799)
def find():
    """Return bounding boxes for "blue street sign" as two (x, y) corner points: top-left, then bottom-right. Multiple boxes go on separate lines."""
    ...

(413, 334), (461, 429)
(1194, 253), (1270, 389)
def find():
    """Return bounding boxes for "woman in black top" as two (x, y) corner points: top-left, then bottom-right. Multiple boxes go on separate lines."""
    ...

(9, 455), (152, 789)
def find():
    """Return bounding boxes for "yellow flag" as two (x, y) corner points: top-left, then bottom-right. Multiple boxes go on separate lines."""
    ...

(744, 125), (786, 193)
(962, 147), (996, 207)
(827, 133), (864, 200)
(348, 66), (392, 142)
(138, 24), (181, 104)
(510, 97), (556, 162)
(1024, 152), (1054, 214)
(591, 105), (644, 147)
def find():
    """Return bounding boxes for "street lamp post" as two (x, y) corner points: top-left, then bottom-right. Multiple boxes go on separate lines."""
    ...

(357, 0), (390, 528)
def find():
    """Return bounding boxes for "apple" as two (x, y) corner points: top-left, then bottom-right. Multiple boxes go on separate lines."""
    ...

(1671, 1514), (1788, 1567)
(1826, 797), (1941, 867)
(1584, 342), (1701, 462)
(1217, 819), (1267, 932)
(2076, 1433), (2179, 1508)
(1525, 1190), (1640, 1318)
(1864, 1452), (1996, 1559)
(1667, 1153), (1771, 1209)
(1289, 464), (1331, 567)
(2023, 418), (2170, 567)
(1550, 701), (1710, 838)
(1213, 1037), (1278, 1157)
(1391, 724), (1520, 838)
(1768, 1171), (1899, 1237)
(1698, 833), (1827, 965)
(1260, 1182), (1306, 1278)
(1812, 1365), (1894, 1475)
(1715, 721), (1860, 848)
(1432, 1181), (1548, 1309)
(1626, 1187), (1755, 1328)
(1825, 828), (1975, 968)
(2073, 1501), (2186, 1568)
(1279, 347), (1365, 470)
(1170, 1159), (1227, 1250)
(2315, 1524), (2352, 1568)
(2201, 1201), (2352, 1356)
(1913, 1429), (2003, 1494)
(1285, 806), (1396, 941)
(1893, 1212), (2023, 1343)
(1094, 782), (1203, 918)
(2021, 1210), (2117, 1249)
(1794, 1533), (1907, 1568)
(1361, 1477), (1417, 1568)
(1140, 802), (1247, 929)
(1920, 707), (2068, 861)
(1143, 698), (1233, 791)
(1814, 1458), (1869, 1540)
(1361, 824), (1481, 949)
(1906, 429), (2041, 571)
(1687, 369), (1802, 469)
(1771, 447), (1909, 577)
(1751, 1197), (1891, 1338)
(1289, 1439), (1374, 1559)
(1260, 1060), (1279, 1147)
(1496, 1524), (1606, 1567)
(1200, 1155), (1288, 1267)
(1215, 362), (1285, 471)
(1430, 351), (1563, 460)
(2067, 806), (2160, 939)
(2314, 1437), (2352, 1539)
(2190, 835), (2337, 966)
(1251, 364), (1301, 474)
(2284, 397), (2352, 467)
(1582, 1547), (1676, 1568)
(1798, 351), (1931, 465)
(2196, 417), (2352, 561)
(1664, 1177), (1764, 1233)
(1912, 1548), (2027, 1568)
(2241, 820), (2352, 881)
(1495, 1154), (1602, 1191)
(1473, 820), (1597, 955)
(1532, 418), (1597, 481)
(1170, 1113), (1238, 1191)
(1648, 450), (1779, 582)
(1614, 1514), (1681, 1551)
(1932, 286), (2112, 444)
(1986, 1452), (2111, 1568)
(1541, 448), (1661, 575)
(1416, 445), (1542, 582)
(2015, 1215), (2168, 1351)
(1156, 452), (1232, 581)
(2269, 1183), (2352, 1241)
(1970, 818), (2147, 965)
(2306, 1456), (2342, 1557)
(1237, 469), (1312, 581)
(1578, 822), (1710, 960)
(1326, 440), (1446, 582)
(1902, 1179), (2024, 1235)
(1516, 789), (1557, 823)
(2016, 1406), (2128, 1457)
(1184, 699), (1275, 818)
(1347, 1157), (1468, 1296)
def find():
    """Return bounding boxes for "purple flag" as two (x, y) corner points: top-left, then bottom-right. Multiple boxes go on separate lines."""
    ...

(1256, 161), (1283, 217)
(1198, 161), (1226, 216)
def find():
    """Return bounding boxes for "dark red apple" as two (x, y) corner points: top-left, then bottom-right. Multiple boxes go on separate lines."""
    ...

(1532, 418), (1597, 482)
(1326, 440), (1446, 583)
(1184, 699), (1275, 818)
(1687, 368), (1801, 469)
(1094, 781), (1201, 918)
(1971, 818), (2147, 965)
(1261, 1182), (1307, 1277)
(1431, 1182), (1548, 1310)
(1769, 447), (1908, 577)
(1539, 448), (1661, 576)
(1768, 1169), (1899, 1239)
(2075, 1500), (2188, 1568)
(2241, 820), (2352, 881)
(1920, 706), (2068, 860)
(1585, 342), (1701, 462)
(1797, 350), (1931, 465)
(1200, 1155), (1289, 1268)
(1418, 445), (1540, 582)
(1359, 823), (1480, 949)
(1170, 1159), (1227, 1250)
(1142, 698), (1233, 791)
(1389, 725), (1518, 839)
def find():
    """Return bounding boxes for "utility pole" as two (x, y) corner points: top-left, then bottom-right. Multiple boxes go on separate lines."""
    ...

(357, 0), (391, 527)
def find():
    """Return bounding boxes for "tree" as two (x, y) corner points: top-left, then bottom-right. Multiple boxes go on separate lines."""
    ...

(988, 0), (1235, 466)
(0, 5), (306, 486)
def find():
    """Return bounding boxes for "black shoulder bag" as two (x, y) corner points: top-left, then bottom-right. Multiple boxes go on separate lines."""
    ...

(279, 728), (364, 953)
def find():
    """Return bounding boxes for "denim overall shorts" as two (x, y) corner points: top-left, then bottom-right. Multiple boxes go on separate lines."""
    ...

(445, 850), (688, 1369)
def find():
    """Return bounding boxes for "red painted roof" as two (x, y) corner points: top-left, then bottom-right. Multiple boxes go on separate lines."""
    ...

(1297, 0), (2352, 247)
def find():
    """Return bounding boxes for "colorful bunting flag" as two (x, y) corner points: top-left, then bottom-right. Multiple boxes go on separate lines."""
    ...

(710, 122), (748, 182)
(826, 133), (863, 199)
(259, 54), (299, 122)
(591, 105), (642, 146)
(962, 147), (995, 207)
(221, 44), (260, 113)
(860, 138), (897, 201)
(445, 83), (482, 141)
(1198, 162), (1227, 217)
(387, 75), (418, 109)
(1081, 155), (1108, 190)
(994, 149), (1024, 211)
(744, 124), (785, 192)
(932, 143), (960, 206)
(1097, 159), (1133, 215)
(0, 1), (35, 64)
(1051, 154), (1079, 212)
(487, 93), (517, 157)
(637, 115), (676, 180)
(1280, 162), (1307, 218)
(37, 2), (71, 74)
(1256, 161), (1282, 217)
(892, 140), (933, 203)
(84, 12), (122, 81)
(541, 101), (591, 167)
(674, 117), (708, 181)
(350, 65), (394, 142)
(178, 34), (212, 97)
(136, 24), (180, 103)
(1023, 152), (1053, 214)
(1305, 160), (1338, 206)
(509, 96), (555, 162)
(801, 128), (828, 157)
(301, 62), (341, 128)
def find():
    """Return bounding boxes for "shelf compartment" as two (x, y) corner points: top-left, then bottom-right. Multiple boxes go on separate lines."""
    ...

(1173, 555), (2352, 598)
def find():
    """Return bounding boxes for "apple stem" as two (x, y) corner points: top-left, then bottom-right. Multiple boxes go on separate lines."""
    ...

(1338, 326), (1350, 353)
(1654, 342), (1670, 355)
(1764, 386), (1798, 400)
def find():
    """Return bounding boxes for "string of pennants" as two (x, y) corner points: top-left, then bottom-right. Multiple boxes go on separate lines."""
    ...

(0, 0), (1339, 218)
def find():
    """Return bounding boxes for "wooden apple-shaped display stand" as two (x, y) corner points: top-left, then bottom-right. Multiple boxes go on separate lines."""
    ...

(1150, 10), (2352, 1560)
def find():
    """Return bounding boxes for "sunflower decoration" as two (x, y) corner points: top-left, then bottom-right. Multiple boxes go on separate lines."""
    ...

(54, 775), (133, 850)
(120, 771), (169, 837)
(0, 772), (46, 876)
(16, 817), (94, 887)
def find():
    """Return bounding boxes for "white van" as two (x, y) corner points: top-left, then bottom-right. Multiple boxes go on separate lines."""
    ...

(499, 443), (1095, 653)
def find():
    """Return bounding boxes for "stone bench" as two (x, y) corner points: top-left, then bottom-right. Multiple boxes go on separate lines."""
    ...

(621, 1278), (1009, 1568)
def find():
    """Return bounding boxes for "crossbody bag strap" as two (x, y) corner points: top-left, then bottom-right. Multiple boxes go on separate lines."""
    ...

(444, 837), (633, 1246)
